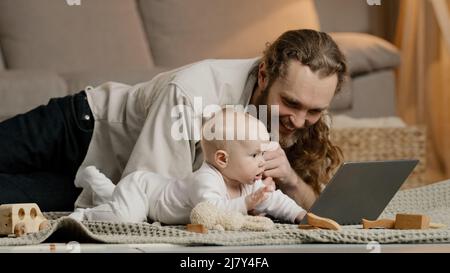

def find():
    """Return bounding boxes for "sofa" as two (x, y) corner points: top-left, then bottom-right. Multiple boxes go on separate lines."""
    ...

(0, 0), (401, 121)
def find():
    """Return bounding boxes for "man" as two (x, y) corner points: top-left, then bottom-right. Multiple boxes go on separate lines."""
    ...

(0, 29), (346, 211)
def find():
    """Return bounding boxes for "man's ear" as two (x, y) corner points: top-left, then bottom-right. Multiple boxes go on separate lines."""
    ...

(258, 61), (269, 90)
(214, 150), (229, 169)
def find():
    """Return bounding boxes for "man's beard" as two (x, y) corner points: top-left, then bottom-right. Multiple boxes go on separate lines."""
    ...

(253, 86), (304, 149)
(278, 122), (303, 149)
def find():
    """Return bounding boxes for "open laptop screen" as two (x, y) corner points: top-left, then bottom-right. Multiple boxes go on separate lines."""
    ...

(300, 160), (419, 225)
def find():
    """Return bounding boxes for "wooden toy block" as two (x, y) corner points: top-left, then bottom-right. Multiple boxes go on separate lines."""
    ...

(362, 214), (446, 230)
(298, 224), (319, 230)
(187, 224), (208, 234)
(429, 223), (447, 229)
(394, 214), (430, 230)
(0, 203), (48, 237)
(362, 218), (396, 229)
(306, 213), (341, 231)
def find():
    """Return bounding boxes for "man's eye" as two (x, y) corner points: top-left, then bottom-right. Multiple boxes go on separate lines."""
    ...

(309, 109), (322, 115)
(283, 99), (296, 107)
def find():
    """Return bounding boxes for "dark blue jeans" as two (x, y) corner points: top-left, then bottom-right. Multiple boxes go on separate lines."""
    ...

(0, 91), (93, 211)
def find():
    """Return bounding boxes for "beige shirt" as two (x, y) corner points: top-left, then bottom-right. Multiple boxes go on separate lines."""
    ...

(80, 58), (259, 189)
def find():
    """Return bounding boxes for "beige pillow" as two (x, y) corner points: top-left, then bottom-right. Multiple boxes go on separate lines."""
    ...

(139, 0), (320, 67)
(0, 71), (68, 119)
(315, 0), (372, 33)
(0, 0), (153, 73)
(330, 32), (401, 76)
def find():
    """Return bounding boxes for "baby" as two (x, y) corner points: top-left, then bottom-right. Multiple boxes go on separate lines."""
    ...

(70, 109), (306, 224)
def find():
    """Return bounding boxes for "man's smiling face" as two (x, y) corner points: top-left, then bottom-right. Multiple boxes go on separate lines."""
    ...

(257, 60), (338, 148)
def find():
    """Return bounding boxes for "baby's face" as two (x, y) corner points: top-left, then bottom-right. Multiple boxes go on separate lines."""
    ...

(206, 109), (277, 185)
(223, 140), (276, 185)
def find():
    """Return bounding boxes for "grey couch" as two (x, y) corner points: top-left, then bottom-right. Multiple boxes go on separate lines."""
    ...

(0, 0), (400, 121)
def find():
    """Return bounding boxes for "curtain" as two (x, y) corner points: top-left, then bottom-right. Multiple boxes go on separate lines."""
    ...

(395, 0), (450, 182)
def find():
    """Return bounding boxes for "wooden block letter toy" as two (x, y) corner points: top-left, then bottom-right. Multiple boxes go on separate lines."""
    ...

(305, 213), (342, 231)
(394, 214), (430, 230)
(187, 224), (208, 234)
(0, 203), (48, 237)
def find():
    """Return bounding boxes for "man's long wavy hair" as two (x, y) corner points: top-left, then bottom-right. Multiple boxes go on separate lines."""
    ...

(258, 29), (347, 195)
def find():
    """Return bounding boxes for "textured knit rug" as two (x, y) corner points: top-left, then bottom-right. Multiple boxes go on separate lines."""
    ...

(1, 179), (450, 246)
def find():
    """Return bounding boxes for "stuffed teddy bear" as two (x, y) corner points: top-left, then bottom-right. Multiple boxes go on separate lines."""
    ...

(190, 201), (274, 231)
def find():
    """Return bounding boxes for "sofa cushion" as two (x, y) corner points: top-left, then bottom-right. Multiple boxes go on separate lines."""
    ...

(139, 0), (320, 67)
(0, 0), (153, 73)
(315, 0), (372, 34)
(0, 70), (68, 120)
(330, 32), (401, 76)
(60, 67), (171, 93)
(329, 78), (353, 111)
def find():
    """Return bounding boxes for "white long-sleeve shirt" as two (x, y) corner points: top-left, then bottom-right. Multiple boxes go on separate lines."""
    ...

(85, 162), (306, 225)
(76, 58), (259, 208)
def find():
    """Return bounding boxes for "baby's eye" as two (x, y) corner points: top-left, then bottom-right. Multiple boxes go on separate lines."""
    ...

(252, 153), (258, 158)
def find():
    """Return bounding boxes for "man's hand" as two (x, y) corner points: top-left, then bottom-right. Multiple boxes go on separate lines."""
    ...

(263, 145), (298, 188)
(245, 177), (275, 211)
(263, 143), (318, 210)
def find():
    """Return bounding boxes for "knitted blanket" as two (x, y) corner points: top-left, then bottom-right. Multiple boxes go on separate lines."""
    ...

(1, 179), (450, 246)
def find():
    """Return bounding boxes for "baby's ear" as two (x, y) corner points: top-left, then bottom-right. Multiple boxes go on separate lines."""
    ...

(214, 150), (229, 168)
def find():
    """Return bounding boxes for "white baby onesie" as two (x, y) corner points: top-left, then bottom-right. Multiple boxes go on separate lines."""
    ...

(70, 162), (306, 224)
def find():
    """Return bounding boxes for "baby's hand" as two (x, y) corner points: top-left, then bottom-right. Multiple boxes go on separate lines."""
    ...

(245, 178), (275, 211)
(294, 210), (308, 224)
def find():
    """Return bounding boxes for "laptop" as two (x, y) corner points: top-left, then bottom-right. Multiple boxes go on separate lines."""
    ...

(300, 159), (419, 225)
